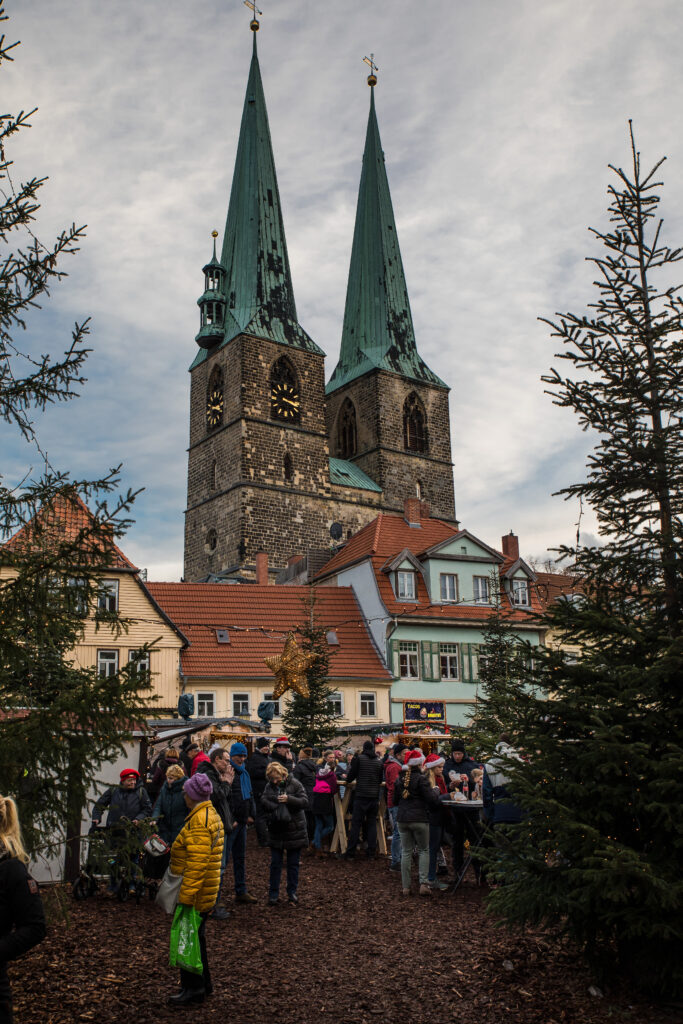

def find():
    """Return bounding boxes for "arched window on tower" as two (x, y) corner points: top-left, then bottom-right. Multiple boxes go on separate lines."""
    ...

(270, 357), (300, 424)
(284, 452), (293, 483)
(337, 398), (357, 459)
(403, 392), (428, 453)
(206, 366), (224, 432)
(415, 479), (423, 500)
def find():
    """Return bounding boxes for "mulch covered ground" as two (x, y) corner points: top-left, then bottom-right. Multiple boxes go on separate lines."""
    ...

(12, 839), (678, 1024)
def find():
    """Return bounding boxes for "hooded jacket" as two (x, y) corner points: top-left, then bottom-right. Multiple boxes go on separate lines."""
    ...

(152, 778), (189, 846)
(346, 748), (383, 800)
(170, 800), (224, 913)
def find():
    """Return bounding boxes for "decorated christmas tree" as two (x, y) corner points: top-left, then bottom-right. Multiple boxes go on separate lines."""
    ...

(281, 591), (338, 750)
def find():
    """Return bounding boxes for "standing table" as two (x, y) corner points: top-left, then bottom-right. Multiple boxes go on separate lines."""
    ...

(440, 796), (487, 893)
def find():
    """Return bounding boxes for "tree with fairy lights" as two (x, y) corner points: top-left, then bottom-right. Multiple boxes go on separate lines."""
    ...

(281, 591), (338, 751)
(478, 125), (683, 998)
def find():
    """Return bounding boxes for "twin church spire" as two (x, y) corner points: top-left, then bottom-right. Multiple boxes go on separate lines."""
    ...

(193, 21), (442, 392)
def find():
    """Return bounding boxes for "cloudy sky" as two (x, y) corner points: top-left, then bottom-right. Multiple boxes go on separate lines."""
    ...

(3, 0), (683, 579)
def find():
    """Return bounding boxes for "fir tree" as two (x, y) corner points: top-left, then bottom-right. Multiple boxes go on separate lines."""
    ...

(480, 125), (683, 997)
(0, 7), (151, 875)
(281, 591), (338, 750)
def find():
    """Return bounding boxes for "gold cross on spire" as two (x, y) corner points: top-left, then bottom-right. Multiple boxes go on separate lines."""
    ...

(363, 53), (378, 87)
(244, 0), (262, 31)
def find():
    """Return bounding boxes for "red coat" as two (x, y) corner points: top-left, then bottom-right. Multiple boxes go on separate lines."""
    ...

(385, 758), (402, 809)
(190, 752), (210, 776)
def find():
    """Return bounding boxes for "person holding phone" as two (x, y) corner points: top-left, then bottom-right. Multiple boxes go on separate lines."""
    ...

(260, 762), (308, 906)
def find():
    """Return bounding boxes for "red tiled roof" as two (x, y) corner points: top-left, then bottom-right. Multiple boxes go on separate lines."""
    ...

(145, 583), (391, 681)
(316, 512), (544, 626)
(3, 491), (136, 571)
(534, 571), (582, 610)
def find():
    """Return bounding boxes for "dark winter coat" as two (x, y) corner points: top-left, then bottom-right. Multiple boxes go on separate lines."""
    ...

(0, 852), (46, 969)
(152, 778), (190, 845)
(292, 757), (317, 799)
(394, 768), (441, 824)
(195, 761), (235, 833)
(92, 783), (152, 826)
(311, 768), (339, 816)
(229, 769), (257, 825)
(270, 748), (294, 772)
(444, 754), (481, 790)
(261, 777), (309, 850)
(346, 751), (383, 800)
(245, 748), (271, 800)
(151, 754), (182, 794)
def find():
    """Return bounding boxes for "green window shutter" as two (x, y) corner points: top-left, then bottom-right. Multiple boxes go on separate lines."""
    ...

(472, 643), (480, 680)
(461, 643), (471, 682)
(390, 640), (400, 678)
(431, 641), (441, 680)
(421, 641), (432, 681)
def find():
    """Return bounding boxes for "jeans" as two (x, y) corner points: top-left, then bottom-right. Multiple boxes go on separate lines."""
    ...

(428, 822), (443, 882)
(387, 806), (401, 867)
(347, 797), (379, 854)
(313, 814), (335, 849)
(224, 821), (247, 895)
(179, 912), (210, 992)
(397, 821), (429, 889)
(269, 847), (301, 899)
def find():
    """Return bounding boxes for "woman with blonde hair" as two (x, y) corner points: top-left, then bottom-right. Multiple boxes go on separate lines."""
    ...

(0, 795), (46, 1023)
(260, 761), (308, 905)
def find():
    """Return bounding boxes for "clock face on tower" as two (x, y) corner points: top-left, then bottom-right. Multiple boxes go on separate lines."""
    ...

(206, 387), (224, 430)
(271, 380), (300, 422)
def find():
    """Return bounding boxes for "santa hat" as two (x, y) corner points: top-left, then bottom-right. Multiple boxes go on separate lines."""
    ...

(424, 753), (445, 771)
(274, 736), (290, 746)
(120, 768), (140, 781)
(403, 749), (425, 770)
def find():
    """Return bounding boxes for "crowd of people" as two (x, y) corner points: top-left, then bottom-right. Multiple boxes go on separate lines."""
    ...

(0, 732), (520, 1014)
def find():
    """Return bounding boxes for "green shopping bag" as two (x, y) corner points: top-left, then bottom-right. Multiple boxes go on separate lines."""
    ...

(169, 904), (203, 975)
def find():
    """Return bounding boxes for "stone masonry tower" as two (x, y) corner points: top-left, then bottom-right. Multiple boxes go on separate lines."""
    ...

(325, 74), (456, 522)
(184, 23), (333, 582)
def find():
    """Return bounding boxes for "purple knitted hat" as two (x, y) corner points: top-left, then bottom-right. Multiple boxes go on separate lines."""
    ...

(183, 773), (213, 802)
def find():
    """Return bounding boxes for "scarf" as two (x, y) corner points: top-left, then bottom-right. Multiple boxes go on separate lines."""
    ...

(231, 758), (253, 801)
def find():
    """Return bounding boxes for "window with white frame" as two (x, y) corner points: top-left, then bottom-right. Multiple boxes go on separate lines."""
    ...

(473, 576), (490, 604)
(262, 692), (281, 717)
(440, 573), (458, 602)
(399, 641), (419, 679)
(66, 577), (88, 616)
(97, 649), (118, 677)
(440, 643), (459, 679)
(396, 571), (416, 600)
(511, 578), (530, 606)
(232, 693), (250, 717)
(197, 692), (216, 717)
(359, 692), (377, 717)
(327, 691), (344, 717)
(128, 649), (150, 674)
(97, 579), (119, 613)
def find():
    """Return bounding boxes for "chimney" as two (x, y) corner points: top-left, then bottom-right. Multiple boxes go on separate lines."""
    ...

(404, 498), (421, 525)
(255, 550), (269, 585)
(419, 501), (431, 520)
(501, 531), (519, 561)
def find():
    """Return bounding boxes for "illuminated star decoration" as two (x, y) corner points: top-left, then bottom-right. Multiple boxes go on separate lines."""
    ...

(264, 633), (315, 700)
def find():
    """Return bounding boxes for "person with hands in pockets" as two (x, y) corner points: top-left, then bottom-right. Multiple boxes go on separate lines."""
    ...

(166, 773), (224, 1008)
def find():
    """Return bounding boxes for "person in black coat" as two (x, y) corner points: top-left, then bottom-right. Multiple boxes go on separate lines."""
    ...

(261, 762), (308, 906)
(195, 747), (236, 918)
(246, 739), (271, 847)
(92, 768), (153, 890)
(0, 795), (46, 1024)
(292, 748), (317, 844)
(443, 741), (482, 877)
(343, 740), (384, 859)
(394, 750), (441, 895)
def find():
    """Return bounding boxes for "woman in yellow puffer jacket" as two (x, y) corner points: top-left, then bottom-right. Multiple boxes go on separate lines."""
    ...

(167, 772), (224, 1007)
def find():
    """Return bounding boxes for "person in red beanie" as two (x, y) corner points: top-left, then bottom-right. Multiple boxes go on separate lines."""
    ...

(394, 748), (440, 895)
(91, 768), (153, 894)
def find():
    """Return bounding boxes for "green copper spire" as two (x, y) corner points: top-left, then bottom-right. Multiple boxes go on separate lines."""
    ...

(192, 30), (321, 369)
(327, 82), (446, 393)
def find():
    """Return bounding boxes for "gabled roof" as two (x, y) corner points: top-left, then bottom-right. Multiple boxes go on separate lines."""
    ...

(421, 530), (504, 563)
(2, 491), (137, 572)
(145, 583), (391, 682)
(501, 557), (538, 581)
(315, 511), (544, 626)
(191, 34), (322, 371)
(326, 88), (445, 395)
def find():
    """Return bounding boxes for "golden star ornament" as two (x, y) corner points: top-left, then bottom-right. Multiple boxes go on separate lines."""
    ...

(264, 633), (315, 700)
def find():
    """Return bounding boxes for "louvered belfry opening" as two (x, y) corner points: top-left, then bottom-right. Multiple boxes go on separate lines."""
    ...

(403, 392), (428, 453)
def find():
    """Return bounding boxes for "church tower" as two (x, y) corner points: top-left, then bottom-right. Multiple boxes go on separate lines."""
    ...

(184, 20), (333, 582)
(326, 68), (456, 522)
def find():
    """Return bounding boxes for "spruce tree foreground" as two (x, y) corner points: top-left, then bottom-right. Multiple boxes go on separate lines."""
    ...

(281, 594), (338, 751)
(0, 7), (153, 877)
(472, 126), (683, 998)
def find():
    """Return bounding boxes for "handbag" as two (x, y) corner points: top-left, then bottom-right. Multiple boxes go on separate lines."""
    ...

(269, 801), (292, 832)
(143, 833), (171, 857)
(155, 866), (183, 914)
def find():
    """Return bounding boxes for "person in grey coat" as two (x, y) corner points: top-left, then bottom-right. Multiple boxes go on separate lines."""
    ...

(260, 762), (308, 906)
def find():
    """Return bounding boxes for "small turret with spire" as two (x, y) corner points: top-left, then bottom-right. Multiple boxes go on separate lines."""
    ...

(195, 231), (227, 348)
